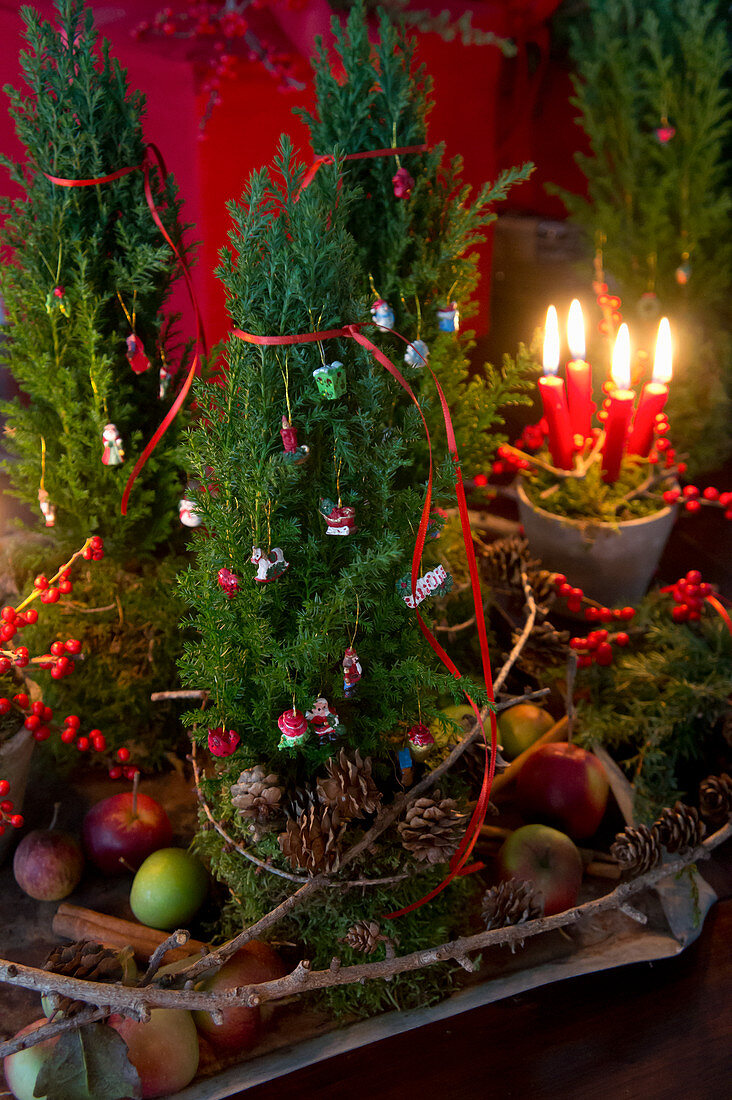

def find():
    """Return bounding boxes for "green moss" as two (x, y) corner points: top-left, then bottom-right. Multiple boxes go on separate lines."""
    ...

(522, 455), (673, 523)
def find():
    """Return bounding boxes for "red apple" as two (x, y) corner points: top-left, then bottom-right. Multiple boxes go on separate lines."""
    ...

(498, 823), (583, 916)
(109, 1008), (199, 1098)
(516, 742), (609, 839)
(3, 1019), (60, 1100)
(193, 941), (287, 1052)
(13, 829), (84, 901)
(82, 791), (172, 875)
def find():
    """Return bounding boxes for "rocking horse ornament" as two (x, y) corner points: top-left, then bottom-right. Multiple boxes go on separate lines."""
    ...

(250, 546), (289, 583)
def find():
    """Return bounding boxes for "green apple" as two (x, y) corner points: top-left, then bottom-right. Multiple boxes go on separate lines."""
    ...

(497, 703), (554, 760)
(429, 704), (476, 746)
(130, 848), (208, 931)
(3, 1019), (68, 1100)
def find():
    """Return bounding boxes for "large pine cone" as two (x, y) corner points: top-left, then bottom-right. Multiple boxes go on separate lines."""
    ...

(482, 880), (543, 930)
(481, 536), (539, 590)
(43, 940), (125, 1016)
(317, 749), (382, 821)
(397, 792), (467, 865)
(699, 773), (732, 821)
(653, 802), (705, 852)
(278, 803), (344, 875)
(340, 920), (384, 955)
(610, 823), (663, 876)
(231, 766), (283, 839)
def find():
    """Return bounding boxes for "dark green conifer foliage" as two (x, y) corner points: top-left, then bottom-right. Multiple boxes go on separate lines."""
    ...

(552, 0), (732, 472)
(298, 3), (536, 477)
(0, 0), (192, 555)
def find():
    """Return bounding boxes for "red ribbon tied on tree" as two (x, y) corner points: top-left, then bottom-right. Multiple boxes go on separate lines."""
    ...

(231, 320), (499, 918)
(42, 144), (206, 516)
(295, 144), (428, 199)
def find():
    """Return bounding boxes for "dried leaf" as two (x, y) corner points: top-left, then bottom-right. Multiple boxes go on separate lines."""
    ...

(34, 1022), (141, 1100)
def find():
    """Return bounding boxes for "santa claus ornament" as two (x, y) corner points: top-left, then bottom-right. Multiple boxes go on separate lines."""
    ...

(370, 299), (395, 332)
(38, 488), (56, 528)
(306, 697), (340, 743)
(101, 423), (124, 467)
(125, 333), (151, 375)
(342, 647), (362, 697)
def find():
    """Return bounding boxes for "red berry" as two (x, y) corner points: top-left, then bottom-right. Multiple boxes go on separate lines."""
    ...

(92, 550), (104, 561)
(116, 747), (130, 763)
(663, 489), (680, 504)
(24, 715), (40, 731)
(24, 609), (38, 625)
(50, 641), (65, 657)
(0, 658), (11, 674)
(64, 639), (82, 655)
(42, 707), (53, 722)
(682, 485), (699, 498)
(0, 780), (8, 795)
(677, 463), (687, 474)
(50, 666), (63, 679)
(58, 580), (73, 595)
(108, 766), (123, 779)
(577, 654), (593, 669)
(41, 588), (60, 604)
(686, 570), (702, 585)
(0, 799), (13, 812)
(615, 632), (630, 646)
(60, 728), (76, 744)
(719, 492), (732, 508)
(594, 628), (609, 642)
(672, 605), (689, 623)
(688, 609), (702, 621)
(64, 715), (80, 728)
(30, 701), (45, 717)
(473, 473), (488, 487)
(599, 608), (614, 623)
(123, 766), (140, 780)
(571, 587), (584, 600)
(619, 607), (636, 620)
(570, 637), (587, 650)
(703, 487), (719, 501)
(33, 727), (50, 742)
(0, 824), (5, 836)
(567, 597), (583, 613)
(90, 536), (104, 551)
(726, 510), (732, 521)
(553, 574), (567, 588)
(699, 583), (712, 597)
(585, 633), (599, 650)
(559, 583), (573, 598)
(34, 575), (48, 590)
(92, 735), (106, 752)
(0, 699), (10, 715)
(655, 437), (669, 451)
(13, 648), (29, 668)
(0, 607), (16, 623)
(0, 624), (16, 642)
(55, 656), (70, 672)
(685, 500), (701, 513)
(13, 694), (29, 709)
(82, 547), (93, 560)
(595, 642), (614, 666)
(9, 814), (23, 829)
(584, 607), (600, 622)
(76, 736), (90, 752)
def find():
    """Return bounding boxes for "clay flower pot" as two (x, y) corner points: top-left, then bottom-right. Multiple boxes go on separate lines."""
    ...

(0, 725), (34, 864)
(517, 481), (678, 606)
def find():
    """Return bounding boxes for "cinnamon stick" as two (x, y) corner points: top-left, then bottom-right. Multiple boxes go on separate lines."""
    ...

(53, 904), (207, 962)
(491, 715), (569, 798)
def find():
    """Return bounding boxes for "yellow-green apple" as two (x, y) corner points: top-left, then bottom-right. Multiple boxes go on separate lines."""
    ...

(108, 1009), (199, 1098)
(516, 742), (609, 839)
(498, 823), (583, 916)
(429, 704), (475, 744)
(497, 703), (554, 759)
(82, 792), (172, 875)
(3, 1019), (81, 1100)
(130, 848), (208, 930)
(193, 941), (287, 1052)
(13, 829), (84, 901)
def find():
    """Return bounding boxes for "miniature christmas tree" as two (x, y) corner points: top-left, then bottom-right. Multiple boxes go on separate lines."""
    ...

(183, 140), (488, 1012)
(298, 2), (536, 477)
(552, 0), (732, 472)
(0, 0), (193, 555)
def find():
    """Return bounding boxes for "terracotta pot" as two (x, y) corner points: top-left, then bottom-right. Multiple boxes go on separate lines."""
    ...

(517, 481), (678, 606)
(0, 725), (34, 864)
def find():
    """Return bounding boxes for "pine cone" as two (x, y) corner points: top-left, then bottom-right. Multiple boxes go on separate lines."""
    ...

(514, 619), (570, 654)
(231, 766), (283, 839)
(654, 802), (705, 852)
(699, 773), (732, 821)
(340, 919), (383, 954)
(278, 803), (344, 874)
(481, 880), (543, 930)
(610, 823), (663, 876)
(481, 537), (539, 590)
(525, 568), (559, 613)
(317, 749), (382, 821)
(397, 791), (467, 865)
(43, 940), (124, 1016)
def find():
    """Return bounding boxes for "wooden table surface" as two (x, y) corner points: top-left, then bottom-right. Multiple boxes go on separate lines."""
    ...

(241, 893), (732, 1100)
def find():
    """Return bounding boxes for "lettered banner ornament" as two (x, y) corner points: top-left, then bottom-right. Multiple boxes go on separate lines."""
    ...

(231, 320), (499, 919)
(41, 144), (207, 516)
(397, 564), (453, 608)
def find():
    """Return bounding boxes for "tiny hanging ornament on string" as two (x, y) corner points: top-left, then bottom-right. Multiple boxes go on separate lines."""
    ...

(306, 697), (340, 744)
(280, 415), (310, 465)
(208, 726), (240, 758)
(407, 722), (435, 762)
(404, 339), (429, 369)
(676, 252), (692, 285)
(370, 299), (395, 332)
(126, 334), (151, 375)
(217, 567), (240, 598)
(312, 361), (347, 400)
(655, 116), (676, 144)
(277, 708), (308, 751)
(250, 546), (289, 583)
(342, 647), (362, 698)
(436, 301), (460, 332)
(101, 423), (124, 467)
(179, 488), (202, 528)
(45, 285), (70, 317)
(320, 498), (357, 537)
(392, 167), (414, 199)
(38, 487), (56, 528)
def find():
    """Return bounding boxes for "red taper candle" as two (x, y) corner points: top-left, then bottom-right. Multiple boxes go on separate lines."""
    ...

(539, 306), (574, 470)
(566, 299), (593, 441)
(601, 324), (635, 483)
(626, 318), (672, 457)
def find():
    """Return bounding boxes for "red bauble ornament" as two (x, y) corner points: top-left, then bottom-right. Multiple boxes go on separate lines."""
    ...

(392, 167), (414, 199)
(217, 567), (240, 598)
(208, 727), (240, 757)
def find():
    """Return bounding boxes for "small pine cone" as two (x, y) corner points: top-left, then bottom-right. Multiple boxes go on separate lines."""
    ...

(278, 803), (344, 875)
(231, 766), (283, 838)
(481, 537), (539, 590)
(340, 919), (383, 954)
(699, 773), (732, 821)
(482, 880), (543, 930)
(654, 802), (705, 852)
(43, 940), (124, 1016)
(514, 619), (570, 654)
(610, 824), (663, 876)
(317, 749), (382, 821)
(397, 791), (467, 865)
(525, 568), (558, 613)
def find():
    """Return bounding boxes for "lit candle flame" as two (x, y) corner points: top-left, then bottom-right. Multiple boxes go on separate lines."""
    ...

(652, 318), (672, 384)
(543, 305), (560, 376)
(611, 324), (631, 390)
(567, 299), (585, 360)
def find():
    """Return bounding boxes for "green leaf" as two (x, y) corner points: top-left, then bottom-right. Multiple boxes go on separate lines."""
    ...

(34, 1022), (141, 1100)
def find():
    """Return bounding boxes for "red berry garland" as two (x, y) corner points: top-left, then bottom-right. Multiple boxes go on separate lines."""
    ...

(0, 780), (23, 835)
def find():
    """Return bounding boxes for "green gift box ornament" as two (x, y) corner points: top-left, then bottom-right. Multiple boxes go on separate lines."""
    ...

(312, 361), (346, 400)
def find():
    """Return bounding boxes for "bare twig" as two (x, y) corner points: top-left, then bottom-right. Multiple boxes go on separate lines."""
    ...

(492, 570), (537, 695)
(0, 1005), (112, 1060)
(151, 690), (209, 702)
(565, 650), (578, 743)
(140, 930), (191, 986)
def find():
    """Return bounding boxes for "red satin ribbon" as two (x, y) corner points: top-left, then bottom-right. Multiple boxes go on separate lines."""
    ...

(42, 145), (206, 515)
(295, 144), (428, 198)
(232, 321), (498, 917)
